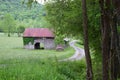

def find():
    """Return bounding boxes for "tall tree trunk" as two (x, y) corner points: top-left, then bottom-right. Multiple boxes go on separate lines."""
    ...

(111, 0), (120, 79)
(99, 0), (111, 80)
(110, 15), (118, 80)
(81, 0), (93, 80)
(8, 26), (11, 37)
(117, 33), (120, 78)
(114, 0), (120, 78)
(8, 33), (10, 37)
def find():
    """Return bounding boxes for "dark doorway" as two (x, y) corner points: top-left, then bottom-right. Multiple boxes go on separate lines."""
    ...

(34, 42), (40, 49)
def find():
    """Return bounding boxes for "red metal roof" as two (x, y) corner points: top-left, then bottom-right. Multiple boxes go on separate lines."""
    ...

(23, 28), (54, 38)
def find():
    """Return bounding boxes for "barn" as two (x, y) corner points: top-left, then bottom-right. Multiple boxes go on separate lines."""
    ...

(23, 28), (55, 49)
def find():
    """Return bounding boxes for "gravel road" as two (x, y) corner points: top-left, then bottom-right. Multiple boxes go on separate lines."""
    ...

(59, 40), (85, 61)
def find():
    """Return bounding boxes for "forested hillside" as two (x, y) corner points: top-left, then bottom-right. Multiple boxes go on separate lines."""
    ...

(0, 0), (43, 20)
(0, 0), (49, 35)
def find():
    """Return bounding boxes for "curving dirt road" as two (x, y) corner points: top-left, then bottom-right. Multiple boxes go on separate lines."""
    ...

(59, 40), (85, 61)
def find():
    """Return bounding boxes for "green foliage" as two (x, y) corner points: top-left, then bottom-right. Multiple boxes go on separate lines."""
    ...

(0, 13), (16, 36)
(0, 0), (49, 31)
(45, 0), (101, 54)
(23, 37), (34, 45)
(92, 59), (102, 80)
(118, 26), (120, 33)
(45, 0), (83, 34)
(17, 25), (25, 33)
(0, 21), (3, 32)
(16, 25), (25, 37)
(45, 0), (83, 44)
(45, 0), (102, 79)
(0, 0), (42, 21)
(55, 31), (65, 44)
(58, 61), (86, 80)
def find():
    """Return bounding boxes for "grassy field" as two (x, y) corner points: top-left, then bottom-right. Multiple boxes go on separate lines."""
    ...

(0, 34), (86, 80)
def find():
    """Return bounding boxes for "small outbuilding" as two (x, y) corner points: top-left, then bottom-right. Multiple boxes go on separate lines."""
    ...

(23, 28), (55, 49)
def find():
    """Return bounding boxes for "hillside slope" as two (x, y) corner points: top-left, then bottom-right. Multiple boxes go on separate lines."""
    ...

(0, 0), (44, 21)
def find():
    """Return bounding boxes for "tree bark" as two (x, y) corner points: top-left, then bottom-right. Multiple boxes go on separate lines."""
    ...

(110, 15), (118, 80)
(99, 0), (111, 80)
(81, 0), (93, 80)
(112, 0), (120, 78)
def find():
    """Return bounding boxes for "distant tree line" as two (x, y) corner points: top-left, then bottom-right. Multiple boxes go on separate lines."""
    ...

(0, 0), (51, 37)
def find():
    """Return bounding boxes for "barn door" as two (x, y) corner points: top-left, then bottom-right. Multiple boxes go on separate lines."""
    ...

(34, 42), (40, 49)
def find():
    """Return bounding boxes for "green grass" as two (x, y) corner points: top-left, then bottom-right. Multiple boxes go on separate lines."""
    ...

(0, 36), (74, 60)
(0, 35), (86, 80)
(75, 41), (84, 48)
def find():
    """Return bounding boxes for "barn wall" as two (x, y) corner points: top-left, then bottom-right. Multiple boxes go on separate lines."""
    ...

(24, 37), (55, 49)
(24, 42), (34, 49)
(44, 39), (55, 49)
(34, 38), (55, 49)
